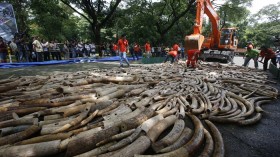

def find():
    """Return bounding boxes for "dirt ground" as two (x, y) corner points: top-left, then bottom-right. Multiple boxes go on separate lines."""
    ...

(0, 62), (279, 157)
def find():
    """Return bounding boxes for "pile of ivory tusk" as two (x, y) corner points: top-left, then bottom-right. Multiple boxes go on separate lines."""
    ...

(0, 62), (278, 157)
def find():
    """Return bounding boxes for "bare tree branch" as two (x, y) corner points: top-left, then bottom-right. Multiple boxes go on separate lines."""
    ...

(100, 0), (121, 27)
(60, 0), (92, 24)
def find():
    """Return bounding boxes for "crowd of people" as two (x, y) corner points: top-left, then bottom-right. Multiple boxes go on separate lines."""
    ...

(0, 34), (99, 63)
(1, 34), (280, 71)
(0, 33), (185, 64)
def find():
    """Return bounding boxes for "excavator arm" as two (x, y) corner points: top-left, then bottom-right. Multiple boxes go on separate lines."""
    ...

(185, 0), (220, 50)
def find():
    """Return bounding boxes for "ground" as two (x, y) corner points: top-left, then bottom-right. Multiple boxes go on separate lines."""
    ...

(0, 61), (279, 157)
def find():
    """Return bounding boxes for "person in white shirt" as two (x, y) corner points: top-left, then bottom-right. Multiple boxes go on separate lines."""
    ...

(84, 42), (91, 57)
(49, 41), (57, 60)
(77, 42), (83, 57)
(42, 39), (50, 61)
(90, 42), (96, 57)
(9, 38), (18, 62)
(32, 36), (43, 62)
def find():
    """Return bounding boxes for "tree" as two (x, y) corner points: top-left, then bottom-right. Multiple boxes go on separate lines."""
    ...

(60, 0), (121, 56)
(245, 2), (280, 47)
(136, 0), (196, 45)
(30, 0), (68, 40)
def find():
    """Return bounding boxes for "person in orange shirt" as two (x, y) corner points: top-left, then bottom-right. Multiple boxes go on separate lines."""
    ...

(145, 41), (151, 58)
(164, 49), (180, 63)
(111, 42), (118, 56)
(133, 42), (140, 60)
(172, 43), (179, 52)
(118, 34), (130, 67)
(186, 49), (200, 68)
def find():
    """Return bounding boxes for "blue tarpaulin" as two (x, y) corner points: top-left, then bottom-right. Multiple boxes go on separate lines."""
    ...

(0, 56), (141, 69)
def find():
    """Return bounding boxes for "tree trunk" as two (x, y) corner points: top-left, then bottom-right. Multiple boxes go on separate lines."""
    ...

(157, 33), (166, 46)
(93, 24), (102, 57)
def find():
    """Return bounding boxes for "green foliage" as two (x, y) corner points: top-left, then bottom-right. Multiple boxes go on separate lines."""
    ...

(244, 2), (280, 48)
(7, 0), (277, 50)
(30, 0), (71, 41)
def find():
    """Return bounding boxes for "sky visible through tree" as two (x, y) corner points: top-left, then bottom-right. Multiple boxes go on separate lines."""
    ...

(212, 0), (279, 14)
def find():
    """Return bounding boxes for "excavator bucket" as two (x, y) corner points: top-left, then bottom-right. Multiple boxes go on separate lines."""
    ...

(185, 34), (205, 50)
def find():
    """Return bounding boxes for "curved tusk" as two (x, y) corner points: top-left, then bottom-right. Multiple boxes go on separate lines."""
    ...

(147, 115), (177, 143)
(198, 128), (214, 157)
(205, 120), (224, 157)
(110, 136), (151, 157)
(152, 119), (185, 152)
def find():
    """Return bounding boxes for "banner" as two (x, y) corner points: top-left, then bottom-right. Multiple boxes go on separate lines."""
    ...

(0, 3), (18, 42)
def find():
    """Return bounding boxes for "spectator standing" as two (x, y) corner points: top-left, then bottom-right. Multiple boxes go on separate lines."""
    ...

(118, 34), (130, 67)
(70, 41), (76, 58)
(63, 41), (70, 60)
(243, 44), (259, 69)
(145, 41), (151, 58)
(9, 38), (18, 62)
(85, 42), (91, 57)
(25, 37), (33, 62)
(15, 35), (27, 62)
(259, 46), (277, 71)
(42, 39), (50, 61)
(77, 42), (83, 57)
(0, 37), (7, 63)
(110, 42), (117, 56)
(7, 42), (12, 63)
(113, 42), (118, 56)
(101, 43), (106, 57)
(32, 36), (43, 62)
(49, 41), (57, 60)
(55, 40), (62, 60)
(90, 42), (96, 57)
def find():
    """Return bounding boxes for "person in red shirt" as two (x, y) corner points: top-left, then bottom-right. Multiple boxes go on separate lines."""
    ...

(172, 43), (179, 52)
(186, 49), (200, 68)
(259, 46), (276, 71)
(145, 41), (151, 58)
(118, 34), (130, 67)
(133, 42), (140, 60)
(110, 42), (118, 56)
(164, 49), (180, 63)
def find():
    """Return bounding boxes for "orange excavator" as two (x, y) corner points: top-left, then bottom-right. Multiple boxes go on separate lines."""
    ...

(185, 0), (238, 63)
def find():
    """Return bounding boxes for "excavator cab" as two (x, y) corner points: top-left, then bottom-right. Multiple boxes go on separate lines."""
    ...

(184, 0), (238, 63)
(219, 28), (238, 50)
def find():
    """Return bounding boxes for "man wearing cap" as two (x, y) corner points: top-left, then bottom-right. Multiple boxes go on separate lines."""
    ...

(118, 34), (130, 67)
(243, 44), (259, 69)
(259, 46), (276, 71)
